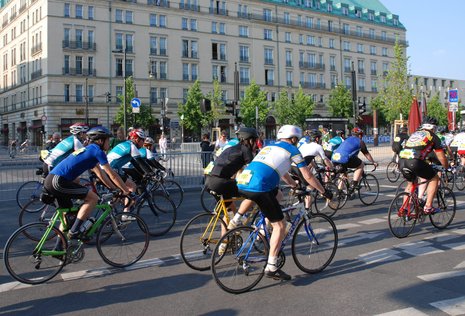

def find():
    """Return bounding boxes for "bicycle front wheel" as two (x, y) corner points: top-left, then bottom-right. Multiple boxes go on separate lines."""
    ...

(97, 213), (150, 268)
(16, 180), (45, 212)
(430, 187), (456, 229)
(200, 185), (217, 213)
(314, 182), (340, 218)
(454, 169), (465, 191)
(388, 192), (417, 238)
(292, 213), (338, 273)
(358, 174), (379, 205)
(386, 161), (400, 183)
(18, 200), (57, 227)
(161, 179), (184, 209)
(4, 223), (66, 284)
(395, 179), (409, 197)
(211, 226), (268, 294)
(139, 192), (177, 236)
(180, 213), (227, 271)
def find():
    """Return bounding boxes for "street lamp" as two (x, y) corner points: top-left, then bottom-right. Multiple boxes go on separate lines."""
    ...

(112, 47), (127, 137)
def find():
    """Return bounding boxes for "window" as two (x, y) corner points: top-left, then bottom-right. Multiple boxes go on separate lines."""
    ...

(356, 26), (362, 36)
(342, 7), (348, 15)
(329, 38), (335, 49)
(239, 25), (249, 37)
(342, 23), (349, 34)
(150, 37), (157, 55)
(125, 11), (133, 24)
(115, 33), (123, 50)
(370, 61), (377, 75)
(285, 50), (292, 67)
(368, 12), (374, 21)
(371, 79), (378, 92)
(75, 5), (83, 18)
(190, 19), (197, 31)
(264, 48), (273, 65)
(181, 17), (188, 30)
(64, 55), (70, 73)
(306, 35), (315, 46)
(370, 45), (376, 55)
(88, 30), (94, 47)
(212, 22), (217, 33)
(329, 56), (336, 71)
(150, 14), (157, 26)
(191, 64), (198, 80)
(64, 84), (70, 102)
(219, 23), (225, 34)
(64, 3), (70, 17)
(88, 6), (94, 20)
(381, 31), (387, 40)
(159, 15), (166, 27)
(382, 47), (388, 56)
(75, 29), (83, 48)
(182, 63), (189, 80)
(357, 60), (364, 74)
(343, 41), (350, 51)
(76, 84), (83, 102)
(125, 34), (134, 52)
(211, 42), (226, 60)
(239, 45), (249, 62)
(88, 56), (94, 75)
(212, 65), (218, 80)
(331, 74), (337, 88)
(159, 61), (167, 79)
(240, 67), (250, 84)
(263, 9), (272, 22)
(75, 56), (82, 75)
(183, 39), (198, 58)
(115, 9), (123, 23)
(125, 59), (133, 76)
(299, 34), (304, 45)
(380, 15), (386, 23)
(264, 29), (272, 40)
(87, 85), (94, 102)
(285, 32), (291, 43)
(357, 43), (363, 53)
(306, 16), (313, 28)
(265, 69), (274, 86)
(344, 58), (351, 72)
(328, 20), (333, 32)
(369, 28), (375, 39)
(284, 12), (290, 24)
(286, 71), (293, 86)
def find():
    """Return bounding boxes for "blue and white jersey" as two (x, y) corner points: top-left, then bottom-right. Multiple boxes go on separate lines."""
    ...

(44, 135), (83, 167)
(237, 141), (306, 193)
(297, 136), (310, 149)
(107, 140), (141, 170)
(323, 136), (344, 152)
(331, 136), (360, 164)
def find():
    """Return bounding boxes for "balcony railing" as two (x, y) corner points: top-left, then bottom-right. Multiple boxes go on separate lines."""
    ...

(240, 78), (250, 85)
(31, 43), (42, 55)
(286, 61), (292, 67)
(300, 82), (326, 89)
(239, 56), (249, 63)
(62, 41), (97, 51)
(264, 58), (274, 65)
(31, 69), (42, 80)
(179, 3), (200, 11)
(209, 7), (229, 16)
(299, 61), (325, 70)
(147, 0), (170, 8)
(62, 68), (97, 76)
(371, 70), (377, 75)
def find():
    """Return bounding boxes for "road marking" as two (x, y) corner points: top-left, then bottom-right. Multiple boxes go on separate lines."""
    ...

(395, 241), (444, 256)
(455, 261), (465, 269)
(417, 270), (465, 282)
(430, 296), (465, 315)
(379, 184), (401, 189)
(357, 218), (386, 225)
(375, 307), (429, 316)
(340, 231), (383, 246)
(358, 248), (401, 265)
(337, 223), (361, 229)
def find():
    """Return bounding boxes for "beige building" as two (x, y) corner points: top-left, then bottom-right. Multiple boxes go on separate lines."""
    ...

(0, 0), (442, 145)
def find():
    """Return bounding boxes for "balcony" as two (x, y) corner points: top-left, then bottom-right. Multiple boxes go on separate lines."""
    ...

(159, 73), (167, 80)
(62, 41), (97, 51)
(264, 58), (274, 65)
(150, 48), (157, 55)
(265, 80), (274, 86)
(299, 61), (325, 71)
(239, 56), (249, 63)
(62, 68), (97, 76)
(344, 67), (351, 73)
(358, 69), (365, 75)
(330, 65), (336, 71)
(286, 61), (292, 67)
(159, 48), (167, 56)
(31, 43), (42, 55)
(209, 7), (229, 16)
(240, 78), (250, 85)
(31, 69), (42, 80)
(147, 0), (170, 8)
(371, 70), (377, 76)
(300, 82), (326, 89)
(180, 3), (200, 11)
(286, 81), (293, 86)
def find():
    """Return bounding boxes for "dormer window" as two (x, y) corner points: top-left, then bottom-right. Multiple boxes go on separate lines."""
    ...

(342, 7), (348, 15)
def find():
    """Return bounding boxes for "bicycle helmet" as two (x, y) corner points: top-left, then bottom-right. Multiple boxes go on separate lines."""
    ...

(129, 128), (147, 140)
(277, 125), (302, 140)
(70, 122), (89, 135)
(309, 129), (322, 142)
(144, 137), (155, 145)
(87, 126), (112, 141)
(336, 129), (345, 137)
(421, 116), (438, 131)
(236, 127), (258, 140)
(352, 127), (364, 136)
(437, 126), (447, 134)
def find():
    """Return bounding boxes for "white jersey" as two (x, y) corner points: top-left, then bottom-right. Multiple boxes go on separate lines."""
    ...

(298, 142), (326, 162)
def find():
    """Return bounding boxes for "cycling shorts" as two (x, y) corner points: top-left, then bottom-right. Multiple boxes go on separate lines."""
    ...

(334, 155), (362, 169)
(399, 158), (436, 181)
(239, 187), (282, 222)
(205, 175), (239, 200)
(44, 174), (88, 208)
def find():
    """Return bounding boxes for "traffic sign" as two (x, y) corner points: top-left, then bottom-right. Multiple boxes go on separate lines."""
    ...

(131, 98), (141, 113)
(41, 115), (47, 122)
(449, 102), (459, 112)
(449, 89), (458, 103)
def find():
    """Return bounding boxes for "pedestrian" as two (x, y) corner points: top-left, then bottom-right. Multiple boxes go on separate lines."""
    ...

(214, 131), (228, 154)
(109, 126), (125, 151)
(9, 139), (17, 158)
(200, 133), (215, 168)
(46, 132), (61, 150)
(159, 132), (168, 161)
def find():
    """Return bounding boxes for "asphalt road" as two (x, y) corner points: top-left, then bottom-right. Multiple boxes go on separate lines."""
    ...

(0, 170), (464, 316)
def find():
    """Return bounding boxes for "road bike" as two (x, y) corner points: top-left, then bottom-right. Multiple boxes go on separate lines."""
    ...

(4, 192), (150, 284)
(16, 168), (47, 212)
(211, 189), (338, 294)
(386, 160), (401, 183)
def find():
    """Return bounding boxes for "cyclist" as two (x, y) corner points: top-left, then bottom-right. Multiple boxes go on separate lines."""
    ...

(450, 128), (465, 169)
(391, 126), (409, 163)
(323, 129), (345, 160)
(43, 126), (132, 242)
(436, 126), (453, 159)
(43, 123), (89, 175)
(297, 130), (311, 148)
(298, 129), (333, 170)
(331, 127), (378, 194)
(141, 137), (167, 172)
(237, 125), (332, 281)
(398, 116), (448, 214)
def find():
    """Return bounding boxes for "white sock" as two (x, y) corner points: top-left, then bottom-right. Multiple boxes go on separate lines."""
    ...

(232, 213), (242, 224)
(265, 256), (278, 272)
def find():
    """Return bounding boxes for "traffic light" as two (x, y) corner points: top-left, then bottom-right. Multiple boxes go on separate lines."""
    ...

(106, 93), (111, 103)
(225, 101), (235, 115)
(358, 101), (366, 115)
(40, 126), (45, 134)
(200, 98), (211, 113)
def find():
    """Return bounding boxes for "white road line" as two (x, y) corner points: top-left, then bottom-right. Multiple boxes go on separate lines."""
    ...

(337, 223), (361, 229)
(374, 307), (429, 316)
(417, 270), (465, 282)
(358, 248), (402, 265)
(395, 241), (444, 256)
(357, 218), (386, 225)
(430, 296), (465, 315)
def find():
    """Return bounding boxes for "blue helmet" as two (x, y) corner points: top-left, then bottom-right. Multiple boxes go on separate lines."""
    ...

(87, 126), (112, 141)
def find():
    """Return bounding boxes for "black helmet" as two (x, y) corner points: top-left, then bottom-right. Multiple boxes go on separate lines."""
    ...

(236, 127), (258, 140)
(437, 126), (447, 133)
(309, 129), (322, 141)
(421, 116), (438, 128)
(87, 126), (112, 141)
(336, 129), (345, 136)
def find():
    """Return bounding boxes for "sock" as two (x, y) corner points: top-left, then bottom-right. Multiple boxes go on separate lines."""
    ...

(265, 256), (278, 272)
(232, 213), (242, 224)
(69, 219), (84, 237)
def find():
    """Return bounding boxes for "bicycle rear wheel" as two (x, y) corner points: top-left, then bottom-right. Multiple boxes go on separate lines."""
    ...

(386, 161), (400, 183)
(314, 182), (340, 218)
(180, 213), (226, 271)
(358, 174), (379, 205)
(291, 213), (338, 273)
(454, 169), (465, 191)
(395, 179), (409, 196)
(200, 185), (217, 213)
(3, 223), (66, 284)
(16, 180), (45, 212)
(162, 179), (184, 209)
(430, 187), (456, 229)
(211, 226), (268, 294)
(97, 213), (150, 268)
(139, 192), (177, 236)
(388, 192), (417, 238)
(333, 176), (348, 209)
(18, 200), (57, 227)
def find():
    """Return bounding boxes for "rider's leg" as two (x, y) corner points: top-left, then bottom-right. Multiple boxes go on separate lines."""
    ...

(424, 175), (439, 208)
(69, 190), (99, 237)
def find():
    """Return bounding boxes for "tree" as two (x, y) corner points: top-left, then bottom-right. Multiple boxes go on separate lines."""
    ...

(239, 80), (270, 128)
(115, 76), (154, 130)
(177, 80), (209, 135)
(370, 95), (389, 127)
(378, 40), (412, 122)
(328, 83), (353, 118)
(274, 86), (314, 129)
(426, 94), (448, 126)
(203, 80), (224, 127)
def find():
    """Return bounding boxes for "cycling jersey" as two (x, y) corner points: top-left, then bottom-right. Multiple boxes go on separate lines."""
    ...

(44, 135), (83, 167)
(323, 136), (344, 153)
(391, 132), (409, 154)
(209, 143), (254, 178)
(297, 136), (310, 149)
(237, 141), (306, 192)
(50, 144), (108, 181)
(332, 136), (367, 164)
(399, 129), (442, 160)
(107, 140), (141, 170)
(214, 138), (239, 158)
(298, 142), (326, 164)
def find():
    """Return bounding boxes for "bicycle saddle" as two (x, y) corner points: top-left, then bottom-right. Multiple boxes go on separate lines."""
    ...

(401, 167), (417, 182)
(40, 188), (56, 205)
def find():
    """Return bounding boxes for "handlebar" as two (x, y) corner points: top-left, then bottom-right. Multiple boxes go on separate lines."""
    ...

(364, 161), (378, 172)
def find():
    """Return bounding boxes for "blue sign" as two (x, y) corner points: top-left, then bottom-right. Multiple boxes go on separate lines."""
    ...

(131, 98), (141, 108)
(449, 89), (458, 103)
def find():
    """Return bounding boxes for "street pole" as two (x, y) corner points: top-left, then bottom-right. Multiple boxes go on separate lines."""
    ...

(123, 48), (127, 137)
(351, 61), (357, 126)
(85, 77), (89, 126)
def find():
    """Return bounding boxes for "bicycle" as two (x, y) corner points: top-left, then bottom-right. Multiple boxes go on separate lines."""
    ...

(4, 192), (150, 284)
(454, 164), (465, 191)
(386, 159), (401, 183)
(395, 165), (456, 196)
(211, 189), (338, 294)
(149, 170), (184, 210)
(16, 168), (47, 212)
(180, 192), (259, 271)
(200, 184), (217, 213)
(388, 172), (456, 239)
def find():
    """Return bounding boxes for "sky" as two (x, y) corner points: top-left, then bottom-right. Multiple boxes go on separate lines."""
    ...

(382, 0), (464, 80)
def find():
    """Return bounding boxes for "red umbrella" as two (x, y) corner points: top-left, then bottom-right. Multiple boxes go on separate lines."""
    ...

(408, 97), (421, 134)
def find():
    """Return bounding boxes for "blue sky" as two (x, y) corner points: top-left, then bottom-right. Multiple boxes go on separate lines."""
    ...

(382, 0), (464, 80)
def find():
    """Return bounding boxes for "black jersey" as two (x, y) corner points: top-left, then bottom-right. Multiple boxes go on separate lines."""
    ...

(210, 143), (254, 179)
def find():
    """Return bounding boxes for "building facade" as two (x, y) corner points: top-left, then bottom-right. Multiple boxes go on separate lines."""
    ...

(0, 0), (455, 145)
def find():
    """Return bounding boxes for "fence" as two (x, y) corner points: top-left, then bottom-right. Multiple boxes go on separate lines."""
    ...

(0, 144), (394, 202)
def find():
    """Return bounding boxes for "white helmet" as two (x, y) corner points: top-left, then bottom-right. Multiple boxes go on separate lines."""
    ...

(70, 122), (89, 135)
(277, 125), (302, 140)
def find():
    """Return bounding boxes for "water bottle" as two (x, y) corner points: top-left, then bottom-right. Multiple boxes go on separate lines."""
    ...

(80, 217), (96, 234)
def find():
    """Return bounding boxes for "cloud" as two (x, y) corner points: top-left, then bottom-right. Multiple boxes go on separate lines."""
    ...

(432, 49), (446, 56)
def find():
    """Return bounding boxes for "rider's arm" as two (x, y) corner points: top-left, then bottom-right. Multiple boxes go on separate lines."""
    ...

(131, 157), (154, 174)
(92, 165), (117, 190)
(299, 165), (325, 194)
(360, 141), (377, 165)
(435, 150), (449, 169)
(100, 164), (131, 194)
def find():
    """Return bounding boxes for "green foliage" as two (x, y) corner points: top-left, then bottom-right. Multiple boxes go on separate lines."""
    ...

(204, 80), (224, 126)
(328, 84), (353, 118)
(177, 80), (210, 134)
(426, 94), (448, 126)
(370, 95), (389, 127)
(239, 81), (270, 128)
(115, 76), (154, 129)
(378, 41), (413, 122)
(274, 86), (314, 129)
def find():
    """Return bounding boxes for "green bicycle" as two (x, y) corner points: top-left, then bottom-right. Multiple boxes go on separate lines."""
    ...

(3, 192), (150, 285)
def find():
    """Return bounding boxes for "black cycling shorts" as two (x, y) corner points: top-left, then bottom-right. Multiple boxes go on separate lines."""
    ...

(205, 175), (239, 200)
(44, 174), (88, 208)
(399, 158), (436, 181)
(239, 187), (282, 223)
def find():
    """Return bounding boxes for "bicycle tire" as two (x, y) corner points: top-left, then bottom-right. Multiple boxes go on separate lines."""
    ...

(442, 170), (455, 191)
(430, 187), (456, 229)
(211, 226), (268, 294)
(200, 185), (217, 213)
(395, 179), (410, 197)
(180, 213), (227, 271)
(137, 192), (177, 236)
(454, 169), (465, 191)
(358, 174), (379, 205)
(386, 161), (401, 183)
(97, 212), (150, 268)
(314, 182), (340, 218)
(291, 213), (338, 273)
(3, 222), (66, 284)
(16, 180), (45, 212)
(333, 176), (348, 209)
(388, 192), (417, 238)
(159, 179), (184, 209)
(18, 199), (57, 228)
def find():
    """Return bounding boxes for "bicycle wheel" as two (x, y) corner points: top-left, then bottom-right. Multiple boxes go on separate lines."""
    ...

(16, 180), (45, 212)
(3, 223), (66, 284)
(388, 192), (417, 238)
(314, 182), (340, 218)
(430, 187), (456, 229)
(18, 200), (57, 227)
(291, 213), (338, 273)
(137, 192), (177, 236)
(159, 179), (184, 209)
(395, 179), (409, 196)
(442, 170), (455, 190)
(97, 212), (150, 268)
(454, 169), (465, 191)
(211, 226), (268, 294)
(386, 161), (400, 183)
(333, 176), (348, 209)
(180, 213), (227, 271)
(200, 185), (217, 213)
(358, 174), (379, 205)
